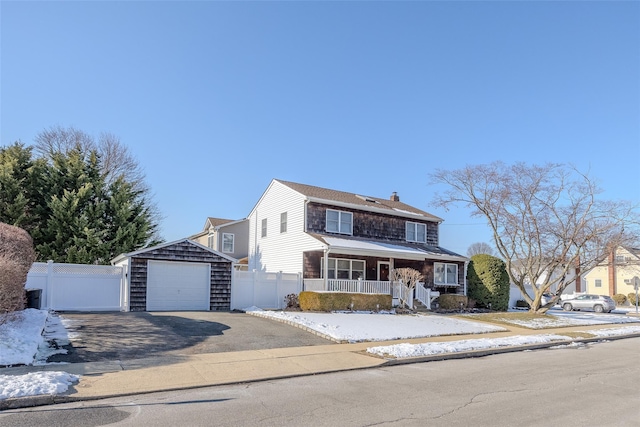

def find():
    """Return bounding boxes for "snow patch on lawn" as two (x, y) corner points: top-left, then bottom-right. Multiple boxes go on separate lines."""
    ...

(0, 309), (79, 400)
(247, 309), (506, 342)
(367, 334), (571, 358)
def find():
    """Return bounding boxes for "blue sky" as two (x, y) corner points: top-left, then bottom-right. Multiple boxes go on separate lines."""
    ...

(2, 1), (639, 256)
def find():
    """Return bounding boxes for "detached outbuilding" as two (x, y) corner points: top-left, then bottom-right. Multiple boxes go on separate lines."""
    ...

(112, 239), (236, 311)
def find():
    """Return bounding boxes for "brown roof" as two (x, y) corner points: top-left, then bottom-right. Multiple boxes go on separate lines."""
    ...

(206, 217), (237, 228)
(276, 179), (442, 222)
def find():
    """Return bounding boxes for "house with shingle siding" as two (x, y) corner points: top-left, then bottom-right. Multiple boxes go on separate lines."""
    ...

(247, 179), (468, 295)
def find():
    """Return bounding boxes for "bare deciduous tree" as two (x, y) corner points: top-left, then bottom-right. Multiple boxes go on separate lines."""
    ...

(390, 267), (424, 309)
(467, 242), (495, 257)
(34, 125), (146, 191)
(431, 162), (640, 313)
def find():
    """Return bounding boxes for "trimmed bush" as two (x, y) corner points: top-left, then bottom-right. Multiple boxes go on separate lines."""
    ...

(299, 291), (392, 312)
(628, 293), (639, 306)
(0, 222), (36, 313)
(437, 294), (469, 310)
(612, 293), (627, 306)
(466, 254), (510, 311)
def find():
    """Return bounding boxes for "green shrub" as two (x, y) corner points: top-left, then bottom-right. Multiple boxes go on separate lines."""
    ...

(466, 254), (510, 311)
(628, 293), (639, 306)
(299, 291), (392, 312)
(437, 294), (469, 310)
(612, 293), (627, 305)
(0, 222), (36, 314)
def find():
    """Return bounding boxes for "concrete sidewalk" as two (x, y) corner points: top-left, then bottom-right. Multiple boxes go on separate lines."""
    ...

(3, 322), (640, 410)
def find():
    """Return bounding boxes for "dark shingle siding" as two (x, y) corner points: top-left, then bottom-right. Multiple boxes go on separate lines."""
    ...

(127, 241), (233, 312)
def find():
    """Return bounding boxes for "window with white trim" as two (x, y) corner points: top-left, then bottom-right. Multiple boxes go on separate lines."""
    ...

(326, 209), (352, 235)
(207, 232), (214, 249)
(321, 258), (365, 280)
(280, 212), (287, 233)
(222, 233), (234, 253)
(261, 218), (267, 238)
(434, 262), (458, 285)
(406, 221), (426, 243)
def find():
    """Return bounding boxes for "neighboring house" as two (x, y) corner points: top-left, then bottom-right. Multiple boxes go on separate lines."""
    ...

(583, 246), (640, 297)
(190, 217), (249, 267)
(247, 179), (468, 295)
(508, 264), (579, 308)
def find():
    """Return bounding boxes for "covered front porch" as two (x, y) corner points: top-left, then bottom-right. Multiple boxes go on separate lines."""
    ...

(302, 235), (468, 310)
(303, 278), (441, 309)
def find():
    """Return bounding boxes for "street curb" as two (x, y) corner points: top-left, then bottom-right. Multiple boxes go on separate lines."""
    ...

(378, 332), (640, 365)
(245, 311), (345, 343)
(3, 332), (640, 411)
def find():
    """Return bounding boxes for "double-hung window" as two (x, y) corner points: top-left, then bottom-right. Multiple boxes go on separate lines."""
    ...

(326, 209), (352, 235)
(406, 221), (426, 243)
(321, 258), (365, 280)
(595, 279), (602, 288)
(222, 233), (234, 253)
(261, 218), (267, 238)
(434, 262), (458, 285)
(280, 212), (287, 233)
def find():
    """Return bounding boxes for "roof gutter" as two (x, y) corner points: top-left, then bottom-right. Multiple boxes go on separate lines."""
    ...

(306, 196), (443, 223)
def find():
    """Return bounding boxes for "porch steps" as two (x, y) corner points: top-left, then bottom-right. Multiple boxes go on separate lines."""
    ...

(412, 300), (431, 313)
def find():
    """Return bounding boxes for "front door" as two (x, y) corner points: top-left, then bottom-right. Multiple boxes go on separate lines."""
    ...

(378, 261), (390, 281)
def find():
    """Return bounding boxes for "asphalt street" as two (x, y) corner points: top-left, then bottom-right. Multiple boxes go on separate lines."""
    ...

(3, 337), (639, 427)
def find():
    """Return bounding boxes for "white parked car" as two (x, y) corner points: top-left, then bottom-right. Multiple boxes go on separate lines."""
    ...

(561, 294), (616, 313)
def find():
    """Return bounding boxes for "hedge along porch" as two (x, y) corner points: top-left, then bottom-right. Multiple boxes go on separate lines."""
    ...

(112, 239), (236, 311)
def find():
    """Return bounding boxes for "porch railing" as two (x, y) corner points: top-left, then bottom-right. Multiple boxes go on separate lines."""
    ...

(303, 279), (391, 294)
(415, 282), (439, 310)
(303, 279), (446, 310)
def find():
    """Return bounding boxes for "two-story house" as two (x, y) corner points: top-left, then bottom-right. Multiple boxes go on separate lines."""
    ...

(190, 217), (249, 267)
(247, 179), (468, 295)
(583, 246), (640, 297)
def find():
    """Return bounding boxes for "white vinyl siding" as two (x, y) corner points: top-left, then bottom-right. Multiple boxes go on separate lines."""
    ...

(406, 221), (426, 243)
(261, 218), (267, 238)
(248, 180), (325, 273)
(326, 209), (352, 235)
(434, 262), (458, 285)
(222, 233), (234, 253)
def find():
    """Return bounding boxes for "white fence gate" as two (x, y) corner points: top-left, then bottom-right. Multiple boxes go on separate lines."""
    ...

(26, 261), (125, 311)
(231, 271), (302, 310)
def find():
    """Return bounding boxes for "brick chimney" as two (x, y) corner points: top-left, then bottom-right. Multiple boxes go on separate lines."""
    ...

(390, 192), (399, 202)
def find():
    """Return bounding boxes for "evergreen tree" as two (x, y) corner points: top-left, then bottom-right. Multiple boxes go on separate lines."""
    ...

(0, 136), (161, 264)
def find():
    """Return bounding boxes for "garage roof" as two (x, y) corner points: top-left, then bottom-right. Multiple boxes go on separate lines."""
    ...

(111, 239), (238, 264)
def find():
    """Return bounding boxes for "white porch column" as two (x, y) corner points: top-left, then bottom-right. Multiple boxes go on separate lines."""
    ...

(323, 248), (330, 290)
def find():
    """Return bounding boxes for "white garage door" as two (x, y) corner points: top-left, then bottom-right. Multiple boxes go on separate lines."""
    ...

(147, 261), (210, 311)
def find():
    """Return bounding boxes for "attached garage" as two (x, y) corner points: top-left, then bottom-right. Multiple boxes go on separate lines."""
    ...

(112, 239), (236, 312)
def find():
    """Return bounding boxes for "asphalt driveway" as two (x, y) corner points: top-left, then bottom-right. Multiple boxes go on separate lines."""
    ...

(47, 311), (332, 363)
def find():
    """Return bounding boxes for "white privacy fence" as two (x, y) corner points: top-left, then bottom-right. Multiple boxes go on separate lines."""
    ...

(231, 271), (303, 310)
(26, 261), (125, 311)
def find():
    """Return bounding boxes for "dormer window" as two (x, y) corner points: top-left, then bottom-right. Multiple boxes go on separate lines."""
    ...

(326, 209), (352, 235)
(406, 221), (426, 243)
